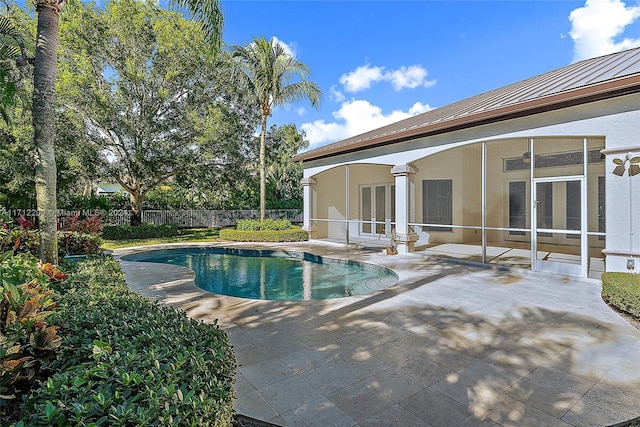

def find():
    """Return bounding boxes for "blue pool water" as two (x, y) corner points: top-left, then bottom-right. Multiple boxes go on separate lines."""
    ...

(122, 247), (398, 300)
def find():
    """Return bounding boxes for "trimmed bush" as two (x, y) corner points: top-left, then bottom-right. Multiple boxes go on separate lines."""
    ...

(220, 226), (308, 242)
(236, 219), (292, 231)
(18, 257), (236, 426)
(102, 223), (179, 240)
(602, 272), (640, 318)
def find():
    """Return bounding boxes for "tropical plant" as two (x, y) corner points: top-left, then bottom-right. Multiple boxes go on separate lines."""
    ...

(231, 37), (321, 220)
(0, 252), (62, 402)
(31, 0), (223, 262)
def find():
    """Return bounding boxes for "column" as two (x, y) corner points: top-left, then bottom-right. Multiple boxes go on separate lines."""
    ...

(300, 177), (317, 237)
(392, 164), (418, 254)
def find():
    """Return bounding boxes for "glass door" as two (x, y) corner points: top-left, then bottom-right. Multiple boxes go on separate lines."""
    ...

(360, 184), (395, 237)
(532, 176), (586, 277)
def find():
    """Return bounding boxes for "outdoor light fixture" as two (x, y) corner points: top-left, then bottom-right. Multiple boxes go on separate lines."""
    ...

(612, 153), (640, 176)
(522, 151), (531, 164)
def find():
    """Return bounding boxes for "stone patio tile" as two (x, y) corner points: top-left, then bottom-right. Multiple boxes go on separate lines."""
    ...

(393, 332), (439, 356)
(432, 372), (502, 408)
(239, 359), (294, 389)
(525, 365), (595, 395)
(425, 345), (479, 371)
(459, 360), (523, 392)
(394, 353), (456, 386)
(327, 380), (396, 424)
(360, 404), (432, 427)
(257, 375), (325, 415)
(503, 377), (583, 418)
(233, 389), (278, 421)
(233, 372), (255, 395)
(458, 414), (505, 427)
(278, 348), (328, 374)
(482, 394), (573, 427)
(291, 329), (336, 346)
(399, 387), (473, 426)
(363, 367), (428, 403)
(313, 338), (361, 361)
(366, 342), (413, 365)
(335, 353), (392, 380)
(279, 397), (357, 427)
(300, 362), (360, 395)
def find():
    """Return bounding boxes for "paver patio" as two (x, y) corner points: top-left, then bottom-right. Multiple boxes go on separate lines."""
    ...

(115, 242), (640, 427)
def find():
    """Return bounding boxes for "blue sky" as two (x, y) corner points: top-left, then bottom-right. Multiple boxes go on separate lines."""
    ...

(222, 0), (640, 150)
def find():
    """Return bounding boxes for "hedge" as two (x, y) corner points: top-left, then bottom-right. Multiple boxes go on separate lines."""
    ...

(220, 226), (308, 242)
(602, 272), (640, 318)
(102, 223), (179, 240)
(236, 219), (292, 231)
(17, 257), (236, 427)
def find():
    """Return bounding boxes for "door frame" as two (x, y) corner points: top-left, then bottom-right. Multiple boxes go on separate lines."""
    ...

(531, 175), (588, 277)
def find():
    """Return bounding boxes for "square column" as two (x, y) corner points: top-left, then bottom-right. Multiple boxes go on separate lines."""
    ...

(300, 177), (317, 236)
(391, 164), (418, 254)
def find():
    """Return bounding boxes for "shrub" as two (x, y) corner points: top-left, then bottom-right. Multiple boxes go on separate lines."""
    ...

(18, 257), (236, 426)
(57, 232), (103, 256)
(236, 219), (292, 231)
(0, 253), (63, 401)
(102, 223), (179, 240)
(602, 272), (640, 318)
(220, 226), (308, 242)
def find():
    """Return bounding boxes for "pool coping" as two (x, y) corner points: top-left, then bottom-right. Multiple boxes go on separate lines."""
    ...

(114, 241), (640, 427)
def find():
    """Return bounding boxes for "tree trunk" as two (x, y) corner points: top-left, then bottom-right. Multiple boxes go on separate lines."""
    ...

(129, 190), (143, 226)
(259, 113), (267, 221)
(33, 3), (60, 264)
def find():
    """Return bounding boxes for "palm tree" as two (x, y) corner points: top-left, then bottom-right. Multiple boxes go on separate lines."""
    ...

(231, 37), (321, 220)
(31, 0), (223, 264)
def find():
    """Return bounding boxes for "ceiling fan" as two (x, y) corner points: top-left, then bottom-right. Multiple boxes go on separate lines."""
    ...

(613, 153), (640, 177)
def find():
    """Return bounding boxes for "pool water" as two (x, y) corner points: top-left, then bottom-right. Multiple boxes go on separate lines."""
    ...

(122, 247), (398, 300)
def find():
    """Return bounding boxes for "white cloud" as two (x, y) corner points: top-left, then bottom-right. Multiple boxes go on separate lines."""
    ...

(569, 0), (640, 61)
(301, 99), (434, 149)
(271, 36), (297, 58)
(338, 63), (436, 93)
(387, 65), (437, 91)
(339, 64), (385, 92)
(296, 107), (306, 116)
(329, 85), (346, 102)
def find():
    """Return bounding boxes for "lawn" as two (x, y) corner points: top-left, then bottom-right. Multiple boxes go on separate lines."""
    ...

(101, 227), (220, 250)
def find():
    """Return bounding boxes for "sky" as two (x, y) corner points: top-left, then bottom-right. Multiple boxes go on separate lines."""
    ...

(221, 0), (640, 151)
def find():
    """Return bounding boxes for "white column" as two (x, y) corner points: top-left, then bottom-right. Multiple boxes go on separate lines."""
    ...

(301, 177), (317, 236)
(392, 164), (418, 254)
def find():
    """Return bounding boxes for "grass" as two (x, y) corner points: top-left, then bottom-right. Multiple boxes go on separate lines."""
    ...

(101, 227), (220, 250)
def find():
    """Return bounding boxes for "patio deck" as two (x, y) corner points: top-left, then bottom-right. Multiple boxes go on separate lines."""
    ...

(115, 241), (640, 427)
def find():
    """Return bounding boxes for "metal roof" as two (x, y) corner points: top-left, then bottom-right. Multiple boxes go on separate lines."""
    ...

(292, 47), (640, 163)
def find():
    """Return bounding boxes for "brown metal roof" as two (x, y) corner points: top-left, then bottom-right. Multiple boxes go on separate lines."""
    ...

(292, 47), (640, 163)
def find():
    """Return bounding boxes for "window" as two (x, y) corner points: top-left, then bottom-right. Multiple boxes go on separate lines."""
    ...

(509, 181), (526, 235)
(422, 180), (452, 232)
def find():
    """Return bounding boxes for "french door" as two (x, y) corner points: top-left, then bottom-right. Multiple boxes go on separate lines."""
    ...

(360, 184), (395, 236)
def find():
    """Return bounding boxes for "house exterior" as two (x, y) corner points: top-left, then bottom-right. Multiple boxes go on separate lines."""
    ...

(292, 47), (640, 278)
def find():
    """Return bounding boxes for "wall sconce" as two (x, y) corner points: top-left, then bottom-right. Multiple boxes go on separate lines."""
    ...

(522, 151), (531, 164)
(612, 153), (640, 176)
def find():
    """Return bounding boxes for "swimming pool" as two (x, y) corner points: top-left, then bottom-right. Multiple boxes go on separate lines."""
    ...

(121, 247), (398, 300)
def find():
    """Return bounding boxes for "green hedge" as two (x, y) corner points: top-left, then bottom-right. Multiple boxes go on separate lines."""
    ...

(102, 223), (179, 240)
(220, 226), (308, 242)
(602, 272), (640, 318)
(236, 219), (292, 231)
(17, 257), (236, 426)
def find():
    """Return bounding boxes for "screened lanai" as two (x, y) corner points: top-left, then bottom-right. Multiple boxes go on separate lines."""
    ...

(304, 136), (606, 278)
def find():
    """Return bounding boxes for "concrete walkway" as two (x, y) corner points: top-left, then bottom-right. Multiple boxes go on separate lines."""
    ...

(114, 242), (640, 427)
